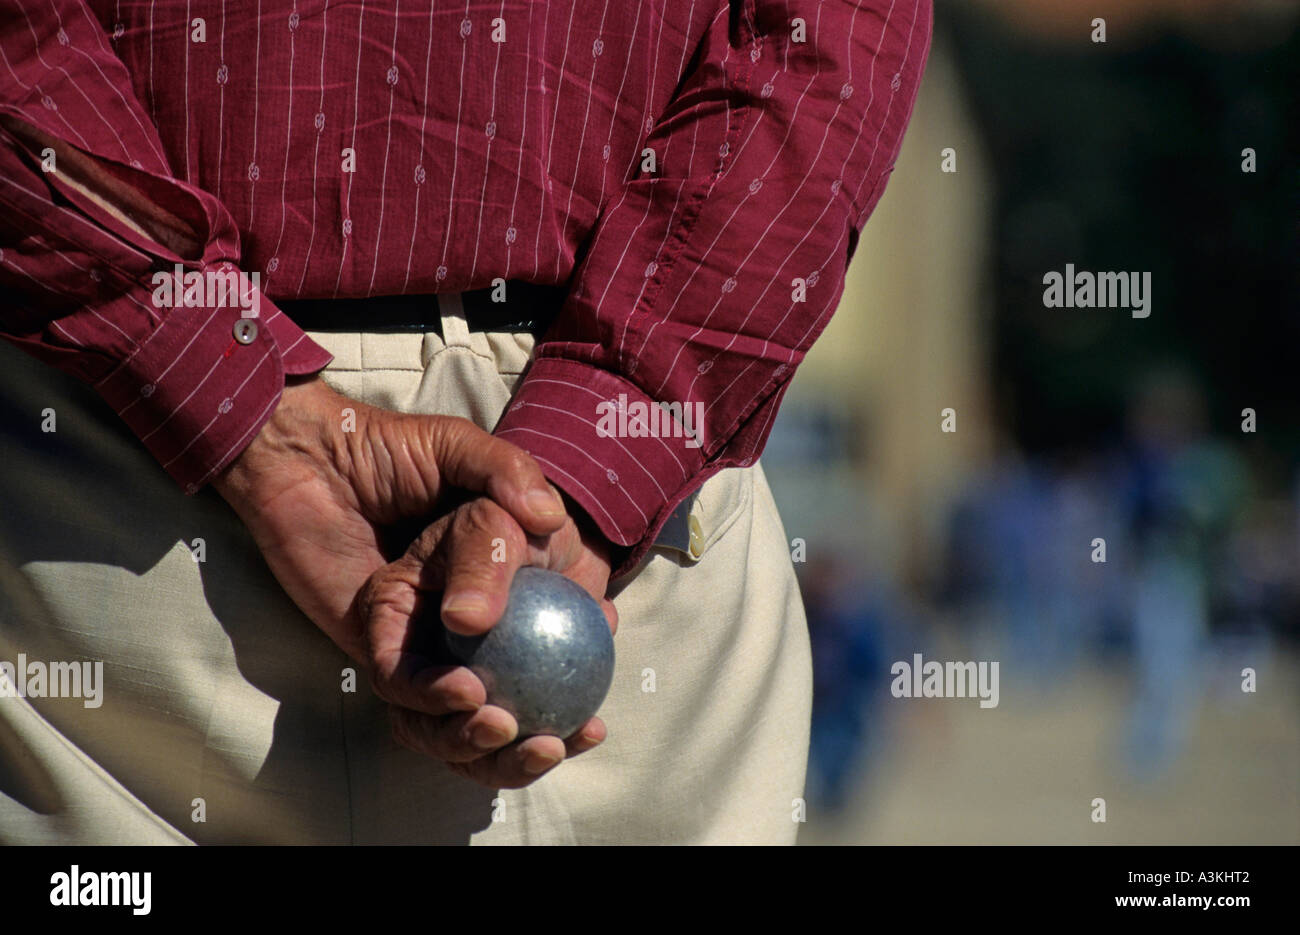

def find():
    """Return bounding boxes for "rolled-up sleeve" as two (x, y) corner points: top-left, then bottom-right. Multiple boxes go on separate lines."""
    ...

(0, 1), (332, 492)
(495, 0), (932, 574)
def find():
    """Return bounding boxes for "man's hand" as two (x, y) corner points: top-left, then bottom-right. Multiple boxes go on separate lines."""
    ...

(359, 495), (617, 789)
(212, 375), (569, 662)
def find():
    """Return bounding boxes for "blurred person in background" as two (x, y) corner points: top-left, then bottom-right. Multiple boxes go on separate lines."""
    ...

(1121, 370), (1249, 777)
(802, 553), (893, 811)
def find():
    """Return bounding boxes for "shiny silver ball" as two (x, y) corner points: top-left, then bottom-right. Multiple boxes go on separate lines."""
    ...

(444, 567), (615, 739)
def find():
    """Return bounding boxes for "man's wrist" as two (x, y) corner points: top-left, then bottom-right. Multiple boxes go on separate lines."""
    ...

(556, 489), (632, 577)
(212, 375), (334, 507)
(555, 491), (605, 546)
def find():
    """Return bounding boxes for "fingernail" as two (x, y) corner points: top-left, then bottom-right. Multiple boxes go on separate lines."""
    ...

(470, 723), (510, 751)
(527, 488), (566, 518)
(579, 731), (602, 748)
(523, 750), (561, 775)
(442, 591), (488, 618)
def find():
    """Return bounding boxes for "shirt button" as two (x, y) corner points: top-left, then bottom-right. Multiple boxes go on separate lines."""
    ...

(233, 319), (258, 344)
(688, 513), (705, 560)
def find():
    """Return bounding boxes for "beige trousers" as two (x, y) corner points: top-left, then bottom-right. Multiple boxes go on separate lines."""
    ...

(0, 302), (811, 844)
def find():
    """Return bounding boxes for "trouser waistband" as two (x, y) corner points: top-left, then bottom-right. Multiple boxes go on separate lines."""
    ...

(275, 280), (566, 334)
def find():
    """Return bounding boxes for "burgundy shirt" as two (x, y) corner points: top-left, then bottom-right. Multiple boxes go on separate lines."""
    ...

(0, 0), (931, 573)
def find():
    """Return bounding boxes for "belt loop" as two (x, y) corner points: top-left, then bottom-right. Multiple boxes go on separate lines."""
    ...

(438, 292), (473, 348)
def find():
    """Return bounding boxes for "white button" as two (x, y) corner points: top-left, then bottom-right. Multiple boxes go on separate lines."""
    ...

(233, 319), (258, 344)
(688, 514), (705, 560)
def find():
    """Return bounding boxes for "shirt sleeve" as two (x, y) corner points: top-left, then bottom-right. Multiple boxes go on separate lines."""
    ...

(0, 1), (332, 493)
(493, 0), (933, 575)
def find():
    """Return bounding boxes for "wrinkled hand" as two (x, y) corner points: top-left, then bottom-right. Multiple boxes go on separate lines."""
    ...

(359, 495), (616, 789)
(212, 375), (569, 662)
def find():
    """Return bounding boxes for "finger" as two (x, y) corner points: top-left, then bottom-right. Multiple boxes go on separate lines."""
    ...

(516, 514), (611, 608)
(548, 548), (618, 637)
(357, 539), (495, 716)
(447, 734), (569, 789)
(563, 716), (607, 757)
(356, 544), (486, 715)
(437, 509), (611, 638)
(428, 418), (567, 537)
(388, 703), (520, 763)
(365, 502), (522, 638)
(370, 661), (486, 718)
(434, 498), (529, 635)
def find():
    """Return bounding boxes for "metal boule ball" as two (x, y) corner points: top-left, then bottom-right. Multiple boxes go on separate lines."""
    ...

(443, 567), (615, 739)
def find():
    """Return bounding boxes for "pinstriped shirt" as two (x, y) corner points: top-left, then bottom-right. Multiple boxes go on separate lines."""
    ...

(0, 0), (931, 570)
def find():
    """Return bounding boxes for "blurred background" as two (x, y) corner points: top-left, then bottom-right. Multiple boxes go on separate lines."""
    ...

(764, 0), (1300, 844)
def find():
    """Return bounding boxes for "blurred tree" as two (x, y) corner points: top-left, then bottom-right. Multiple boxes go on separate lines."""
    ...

(945, 5), (1300, 468)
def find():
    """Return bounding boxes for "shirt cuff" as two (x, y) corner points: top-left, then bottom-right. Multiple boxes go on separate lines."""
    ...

(492, 357), (708, 577)
(93, 289), (332, 493)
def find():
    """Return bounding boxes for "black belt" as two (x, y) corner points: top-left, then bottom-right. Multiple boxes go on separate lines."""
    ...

(276, 281), (567, 334)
